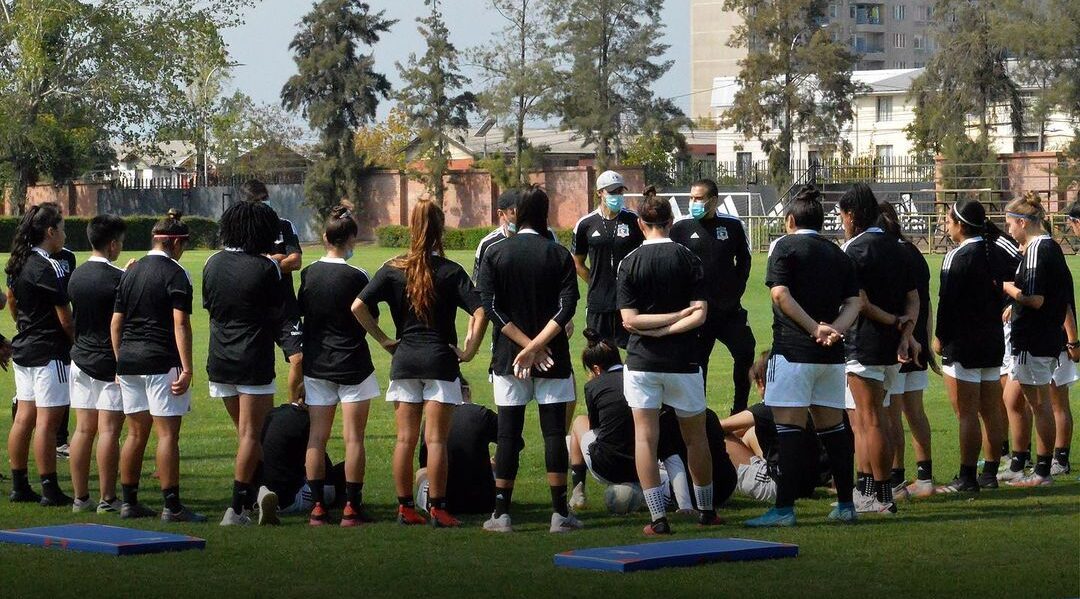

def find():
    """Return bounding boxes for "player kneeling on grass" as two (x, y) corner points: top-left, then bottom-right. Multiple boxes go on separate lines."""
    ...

(745, 186), (862, 527)
(616, 193), (719, 535)
(356, 199), (487, 528)
(261, 400), (345, 515)
(298, 203), (381, 527)
(68, 216), (127, 514)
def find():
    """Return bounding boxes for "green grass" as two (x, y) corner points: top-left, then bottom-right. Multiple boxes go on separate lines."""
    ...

(0, 247), (1077, 599)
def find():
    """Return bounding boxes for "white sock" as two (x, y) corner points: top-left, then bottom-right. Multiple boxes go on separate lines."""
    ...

(644, 486), (666, 521)
(662, 455), (694, 510)
(694, 483), (714, 512)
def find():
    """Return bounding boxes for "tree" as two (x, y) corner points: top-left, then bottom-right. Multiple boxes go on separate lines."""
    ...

(470, 0), (558, 185)
(282, 0), (395, 217)
(0, 0), (252, 212)
(622, 131), (686, 189)
(546, 0), (688, 171)
(397, 0), (476, 205)
(210, 92), (305, 179)
(352, 105), (415, 171)
(720, 0), (862, 189)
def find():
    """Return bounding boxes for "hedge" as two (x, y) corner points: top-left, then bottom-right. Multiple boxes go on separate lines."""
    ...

(0, 216), (219, 252)
(376, 225), (574, 250)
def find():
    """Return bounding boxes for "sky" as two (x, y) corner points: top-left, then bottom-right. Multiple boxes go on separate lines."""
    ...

(220, 0), (690, 132)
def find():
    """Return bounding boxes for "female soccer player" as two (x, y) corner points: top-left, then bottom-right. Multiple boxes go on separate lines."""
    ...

(68, 215), (127, 513)
(1001, 195), (1072, 487)
(476, 187), (581, 534)
(934, 199), (1010, 493)
(5, 203), (74, 507)
(113, 211), (204, 522)
(298, 203), (381, 527)
(204, 201), (286, 526)
(616, 193), (718, 535)
(356, 199), (487, 528)
(839, 183), (919, 514)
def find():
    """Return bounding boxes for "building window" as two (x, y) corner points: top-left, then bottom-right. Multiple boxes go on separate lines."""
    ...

(927, 5), (934, 19)
(914, 61), (925, 68)
(913, 34), (923, 50)
(876, 96), (893, 122)
(1014, 137), (1040, 153)
(850, 5), (856, 18)
(894, 4), (905, 20)
(894, 61), (907, 69)
(875, 145), (895, 163)
(736, 152), (753, 178)
(830, 3), (837, 18)
(894, 33), (906, 48)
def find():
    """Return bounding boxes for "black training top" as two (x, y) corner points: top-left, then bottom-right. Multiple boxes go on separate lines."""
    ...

(203, 250), (284, 386)
(1011, 235), (1071, 358)
(418, 402), (499, 499)
(52, 248), (76, 286)
(572, 208), (644, 312)
(670, 212), (751, 314)
(899, 241), (931, 373)
(842, 228), (917, 365)
(114, 251), (193, 375)
(359, 254), (481, 381)
(766, 231), (859, 364)
(936, 238), (1007, 368)
(617, 238), (706, 373)
(10, 248), (72, 367)
(472, 227), (556, 283)
(477, 230), (579, 379)
(274, 217), (302, 287)
(69, 258), (124, 381)
(260, 403), (312, 501)
(584, 366), (636, 482)
(992, 235), (1022, 311)
(299, 258), (377, 385)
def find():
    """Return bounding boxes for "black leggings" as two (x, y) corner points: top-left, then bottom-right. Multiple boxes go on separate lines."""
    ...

(494, 403), (568, 481)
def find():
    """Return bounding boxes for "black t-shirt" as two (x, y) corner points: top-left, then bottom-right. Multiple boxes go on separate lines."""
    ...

(472, 227), (557, 283)
(114, 252), (193, 375)
(419, 403), (499, 507)
(617, 239), (706, 373)
(260, 403), (311, 501)
(203, 250), (284, 386)
(936, 238), (1006, 368)
(572, 209), (645, 311)
(274, 218), (302, 318)
(747, 403), (820, 498)
(52, 248), (76, 287)
(477, 230), (579, 379)
(766, 231), (859, 364)
(900, 241), (931, 373)
(583, 367), (636, 483)
(1011, 236), (1071, 357)
(670, 213), (751, 313)
(10, 249), (72, 367)
(359, 255), (482, 381)
(992, 235), (1022, 310)
(842, 228), (917, 365)
(69, 258), (124, 381)
(299, 258), (377, 385)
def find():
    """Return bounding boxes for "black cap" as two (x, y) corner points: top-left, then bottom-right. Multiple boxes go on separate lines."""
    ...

(497, 189), (522, 211)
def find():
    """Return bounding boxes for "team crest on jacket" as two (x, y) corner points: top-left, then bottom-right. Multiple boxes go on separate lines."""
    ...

(616, 223), (630, 238)
(716, 227), (728, 241)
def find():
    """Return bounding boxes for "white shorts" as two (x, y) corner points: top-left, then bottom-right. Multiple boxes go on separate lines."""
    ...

(386, 378), (463, 405)
(209, 381), (276, 398)
(736, 456), (777, 503)
(492, 375), (575, 407)
(1052, 352), (1079, 388)
(762, 355), (846, 410)
(623, 368), (706, 417)
(579, 429), (614, 486)
(13, 360), (70, 408)
(1010, 353), (1057, 386)
(118, 368), (191, 417)
(943, 362), (1001, 384)
(845, 361), (901, 409)
(305, 374), (380, 406)
(889, 370), (929, 396)
(1001, 322), (1013, 377)
(69, 362), (123, 412)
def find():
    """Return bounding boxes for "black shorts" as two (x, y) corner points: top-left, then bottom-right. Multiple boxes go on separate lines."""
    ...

(586, 309), (628, 348)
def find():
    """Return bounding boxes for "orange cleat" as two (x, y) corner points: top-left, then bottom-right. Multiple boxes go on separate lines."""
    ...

(429, 507), (461, 528)
(309, 502), (329, 527)
(397, 505), (427, 525)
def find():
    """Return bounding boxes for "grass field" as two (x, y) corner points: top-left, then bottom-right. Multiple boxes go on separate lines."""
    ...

(0, 246), (1077, 599)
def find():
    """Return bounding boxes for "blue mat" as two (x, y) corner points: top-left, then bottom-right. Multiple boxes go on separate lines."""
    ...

(555, 538), (798, 572)
(0, 523), (205, 556)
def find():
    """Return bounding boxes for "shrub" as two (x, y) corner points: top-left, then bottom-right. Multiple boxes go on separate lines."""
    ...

(0, 215), (219, 252)
(376, 225), (574, 250)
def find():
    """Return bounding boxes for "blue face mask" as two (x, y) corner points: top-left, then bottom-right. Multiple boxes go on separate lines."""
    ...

(507, 222), (517, 234)
(690, 200), (708, 220)
(344, 248), (354, 261)
(605, 194), (624, 212)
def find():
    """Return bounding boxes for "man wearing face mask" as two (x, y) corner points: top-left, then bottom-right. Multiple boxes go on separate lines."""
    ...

(572, 171), (646, 348)
(670, 179), (756, 414)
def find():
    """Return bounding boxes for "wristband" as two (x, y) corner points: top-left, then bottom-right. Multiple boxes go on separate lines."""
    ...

(1067, 341), (1080, 349)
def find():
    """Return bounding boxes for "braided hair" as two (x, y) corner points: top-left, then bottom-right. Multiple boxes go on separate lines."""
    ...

(219, 201), (279, 254)
(6, 203), (63, 279)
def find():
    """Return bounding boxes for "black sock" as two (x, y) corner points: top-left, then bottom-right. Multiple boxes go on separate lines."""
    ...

(1000, 439), (1010, 459)
(959, 464), (977, 483)
(875, 479), (893, 504)
(776, 424), (807, 509)
(550, 485), (568, 517)
(162, 486), (181, 512)
(309, 479), (325, 506)
(1054, 447), (1070, 465)
(981, 460), (999, 477)
(242, 482), (257, 511)
(40, 472), (62, 498)
(77, 494), (90, 503)
(916, 460), (932, 481)
(429, 496), (447, 511)
(345, 481), (363, 507)
(571, 464), (587, 488)
(650, 516), (670, 532)
(890, 468), (905, 487)
(231, 480), (248, 513)
(856, 472), (868, 495)
(122, 484), (139, 505)
(1034, 454), (1052, 477)
(817, 422), (855, 505)
(1010, 451), (1029, 472)
(12, 468), (30, 491)
(494, 486), (513, 517)
(397, 496), (415, 509)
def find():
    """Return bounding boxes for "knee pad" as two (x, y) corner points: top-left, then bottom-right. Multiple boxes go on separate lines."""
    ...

(495, 406), (526, 481)
(539, 403), (568, 473)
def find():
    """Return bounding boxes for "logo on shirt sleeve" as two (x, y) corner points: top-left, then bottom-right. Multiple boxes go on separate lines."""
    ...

(716, 227), (729, 241)
(591, 230), (601, 237)
(690, 232), (700, 239)
(616, 223), (630, 238)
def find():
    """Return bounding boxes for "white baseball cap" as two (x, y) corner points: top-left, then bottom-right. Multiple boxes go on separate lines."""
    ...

(596, 170), (626, 192)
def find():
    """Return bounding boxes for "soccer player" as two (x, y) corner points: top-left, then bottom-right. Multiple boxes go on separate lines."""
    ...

(51, 245), (76, 460)
(260, 400), (344, 514)
(656, 405), (738, 510)
(112, 211), (205, 522)
(670, 178), (756, 414)
(572, 170), (644, 348)
(204, 201), (286, 526)
(415, 395), (500, 516)
(1049, 291), (1077, 475)
(5, 203), (75, 507)
(68, 215), (127, 513)
(476, 186), (581, 534)
(745, 186), (862, 527)
(1001, 194), (1072, 487)
(355, 199), (487, 528)
(298, 203), (381, 527)
(616, 192), (718, 535)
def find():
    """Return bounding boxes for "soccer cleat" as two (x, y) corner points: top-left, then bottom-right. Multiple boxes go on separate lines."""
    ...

(55, 444), (70, 460)
(429, 507), (461, 529)
(9, 487), (42, 504)
(550, 512), (584, 533)
(744, 508), (796, 528)
(341, 502), (376, 527)
(891, 482), (911, 502)
(120, 502), (157, 519)
(643, 518), (673, 536)
(698, 509), (725, 526)
(569, 482), (587, 511)
(72, 497), (95, 513)
(162, 506), (208, 523)
(997, 466), (1027, 482)
(482, 513), (513, 533)
(96, 498), (123, 514)
(256, 486), (279, 526)
(397, 505), (426, 526)
(827, 504), (858, 523)
(936, 476), (980, 494)
(977, 472), (999, 489)
(309, 502), (329, 527)
(863, 498), (898, 515)
(39, 490), (74, 508)
(1050, 461), (1071, 476)
(851, 487), (874, 512)
(905, 479), (935, 498)
(1007, 473), (1053, 488)
(219, 507), (251, 526)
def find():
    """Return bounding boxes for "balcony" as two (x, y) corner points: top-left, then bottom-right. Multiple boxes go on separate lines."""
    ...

(852, 40), (885, 54)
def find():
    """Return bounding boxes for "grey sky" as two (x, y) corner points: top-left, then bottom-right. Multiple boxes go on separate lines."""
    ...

(221, 0), (690, 130)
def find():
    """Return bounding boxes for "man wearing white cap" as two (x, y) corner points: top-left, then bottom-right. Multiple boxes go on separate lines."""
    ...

(572, 170), (645, 348)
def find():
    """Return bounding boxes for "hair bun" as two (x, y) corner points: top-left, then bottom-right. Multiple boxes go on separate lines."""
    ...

(582, 327), (602, 345)
(330, 201), (354, 220)
(166, 208), (183, 220)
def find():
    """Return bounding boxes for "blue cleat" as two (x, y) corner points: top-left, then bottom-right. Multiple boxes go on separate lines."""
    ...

(744, 507), (796, 528)
(827, 502), (858, 523)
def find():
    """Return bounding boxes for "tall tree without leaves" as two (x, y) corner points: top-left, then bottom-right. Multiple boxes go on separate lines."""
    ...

(546, 0), (687, 171)
(720, 0), (861, 188)
(282, 0), (394, 217)
(397, 0), (476, 205)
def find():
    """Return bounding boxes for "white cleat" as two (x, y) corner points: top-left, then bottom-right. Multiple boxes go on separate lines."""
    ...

(256, 486), (280, 526)
(550, 512), (585, 533)
(219, 507), (252, 526)
(72, 497), (95, 513)
(482, 513), (513, 533)
(569, 482), (587, 511)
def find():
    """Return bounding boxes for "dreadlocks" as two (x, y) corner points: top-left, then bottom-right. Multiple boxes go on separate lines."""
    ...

(219, 201), (280, 255)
